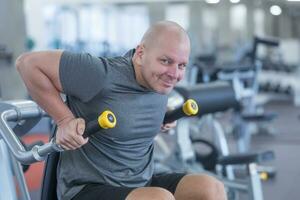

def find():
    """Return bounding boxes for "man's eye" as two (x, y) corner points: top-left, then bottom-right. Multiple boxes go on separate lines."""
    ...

(161, 59), (169, 65)
(179, 64), (186, 69)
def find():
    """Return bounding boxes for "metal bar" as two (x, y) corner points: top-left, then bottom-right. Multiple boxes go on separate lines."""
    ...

(211, 116), (235, 180)
(10, 153), (31, 200)
(0, 139), (18, 200)
(0, 101), (50, 164)
(0, 109), (39, 164)
(249, 163), (264, 200)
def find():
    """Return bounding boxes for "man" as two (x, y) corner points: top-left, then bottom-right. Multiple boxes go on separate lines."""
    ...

(16, 21), (227, 200)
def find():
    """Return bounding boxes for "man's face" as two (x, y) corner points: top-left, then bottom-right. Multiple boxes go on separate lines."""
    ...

(138, 38), (190, 94)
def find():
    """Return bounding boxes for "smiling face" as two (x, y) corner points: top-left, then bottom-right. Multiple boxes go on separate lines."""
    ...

(133, 22), (190, 94)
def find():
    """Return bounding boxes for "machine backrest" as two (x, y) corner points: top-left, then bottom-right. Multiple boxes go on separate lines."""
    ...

(41, 125), (59, 200)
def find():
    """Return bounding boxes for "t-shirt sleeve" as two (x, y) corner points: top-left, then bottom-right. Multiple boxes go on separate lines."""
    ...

(59, 51), (108, 102)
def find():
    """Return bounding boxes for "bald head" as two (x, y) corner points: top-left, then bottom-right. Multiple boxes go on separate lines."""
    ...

(140, 21), (190, 50)
(132, 21), (190, 94)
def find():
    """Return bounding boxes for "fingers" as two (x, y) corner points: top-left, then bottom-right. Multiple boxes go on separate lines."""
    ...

(76, 118), (85, 136)
(160, 125), (169, 132)
(170, 120), (177, 127)
(58, 140), (77, 150)
(161, 121), (177, 133)
(76, 118), (89, 144)
(56, 118), (88, 151)
(58, 135), (87, 150)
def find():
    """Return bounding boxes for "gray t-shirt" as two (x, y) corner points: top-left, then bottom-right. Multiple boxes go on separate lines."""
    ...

(57, 50), (168, 200)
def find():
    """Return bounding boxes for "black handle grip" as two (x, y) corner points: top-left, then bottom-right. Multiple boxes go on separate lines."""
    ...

(82, 110), (116, 138)
(163, 99), (198, 124)
(164, 107), (185, 124)
(251, 36), (280, 63)
(254, 36), (279, 47)
(82, 120), (101, 138)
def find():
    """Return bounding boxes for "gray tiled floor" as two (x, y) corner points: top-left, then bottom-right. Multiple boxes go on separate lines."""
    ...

(250, 100), (300, 200)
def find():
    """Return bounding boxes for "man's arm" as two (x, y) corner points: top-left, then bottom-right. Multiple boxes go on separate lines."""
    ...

(16, 51), (87, 150)
(16, 51), (70, 122)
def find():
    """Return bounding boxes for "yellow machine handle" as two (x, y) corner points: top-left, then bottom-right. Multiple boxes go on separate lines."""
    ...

(163, 99), (198, 124)
(182, 99), (199, 116)
(98, 110), (117, 129)
(83, 110), (116, 138)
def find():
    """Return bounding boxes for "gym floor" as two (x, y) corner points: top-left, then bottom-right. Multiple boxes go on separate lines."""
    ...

(250, 99), (300, 200)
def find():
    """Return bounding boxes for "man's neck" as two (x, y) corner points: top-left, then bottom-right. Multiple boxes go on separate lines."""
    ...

(131, 56), (148, 89)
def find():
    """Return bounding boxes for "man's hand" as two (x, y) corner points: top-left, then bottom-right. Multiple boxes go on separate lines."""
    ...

(160, 120), (177, 133)
(55, 117), (89, 150)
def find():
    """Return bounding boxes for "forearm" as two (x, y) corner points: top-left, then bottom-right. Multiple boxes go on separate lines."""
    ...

(16, 53), (74, 124)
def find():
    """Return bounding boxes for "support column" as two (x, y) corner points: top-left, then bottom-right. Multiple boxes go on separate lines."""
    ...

(263, 5), (274, 36)
(188, 1), (204, 57)
(0, 0), (27, 99)
(217, 1), (231, 47)
(245, 0), (255, 39)
(279, 10), (292, 39)
(147, 2), (166, 25)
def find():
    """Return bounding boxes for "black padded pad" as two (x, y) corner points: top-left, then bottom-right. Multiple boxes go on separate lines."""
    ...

(242, 112), (277, 122)
(219, 64), (254, 73)
(41, 151), (59, 200)
(175, 81), (239, 117)
(217, 150), (275, 165)
(41, 126), (59, 200)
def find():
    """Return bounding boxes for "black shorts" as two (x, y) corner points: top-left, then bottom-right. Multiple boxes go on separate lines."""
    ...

(72, 173), (186, 200)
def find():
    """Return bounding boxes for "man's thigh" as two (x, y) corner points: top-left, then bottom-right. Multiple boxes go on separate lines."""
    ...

(149, 173), (186, 194)
(72, 184), (136, 200)
(72, 173), (186, 200)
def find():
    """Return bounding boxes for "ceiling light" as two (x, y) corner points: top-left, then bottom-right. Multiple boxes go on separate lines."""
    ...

(230, 0), (240, 3)
(205, 0), (220, 4)
(270, 5), (282, 16)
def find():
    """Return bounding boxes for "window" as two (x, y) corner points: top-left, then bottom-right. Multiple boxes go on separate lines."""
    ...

(165, 3), (189, 30)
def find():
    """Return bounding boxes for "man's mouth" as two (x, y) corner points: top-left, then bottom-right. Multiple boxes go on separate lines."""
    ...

(161, 79), (174, 88)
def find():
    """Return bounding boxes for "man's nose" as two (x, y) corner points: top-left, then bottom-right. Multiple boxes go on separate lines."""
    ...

(167, 65), (179, 79)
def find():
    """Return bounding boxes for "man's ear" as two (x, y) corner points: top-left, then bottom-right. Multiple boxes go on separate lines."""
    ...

(135, 44), (145, 65)
(136, 44), (145, 58)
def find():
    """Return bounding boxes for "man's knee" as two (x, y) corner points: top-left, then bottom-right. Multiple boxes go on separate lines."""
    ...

(126, 187), (175, 200)
(175, 174), (227, 200)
